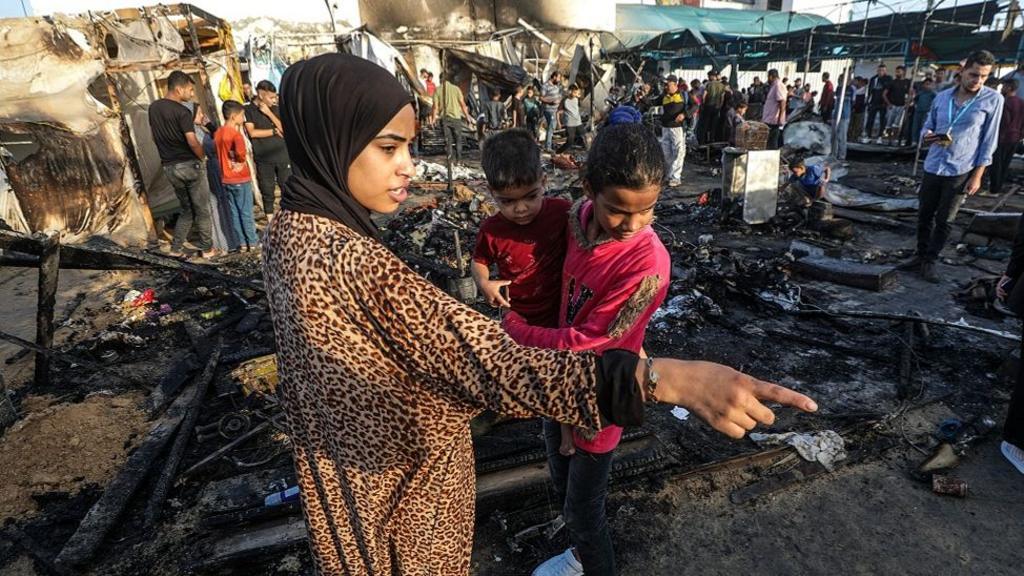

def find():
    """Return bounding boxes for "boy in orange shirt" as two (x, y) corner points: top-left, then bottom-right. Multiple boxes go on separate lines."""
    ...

(214, 100), (260, 251)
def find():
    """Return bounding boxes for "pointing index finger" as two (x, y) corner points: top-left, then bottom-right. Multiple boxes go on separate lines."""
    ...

(752, 380), (818, 413)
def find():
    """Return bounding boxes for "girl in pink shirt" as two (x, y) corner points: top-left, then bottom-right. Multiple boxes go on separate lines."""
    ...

(504, 122), (671, 576)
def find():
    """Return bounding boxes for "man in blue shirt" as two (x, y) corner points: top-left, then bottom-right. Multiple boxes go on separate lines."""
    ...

(900, 50), (1004, 283)
(910, 77), (938, 146)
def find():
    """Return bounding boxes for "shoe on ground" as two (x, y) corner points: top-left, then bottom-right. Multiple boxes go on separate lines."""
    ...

(921, 261), (940, 284)
(532, 548), (583, 576)
(896, 255), (923, 271)
(668, 179), (682, 187)
(1002, 441), (1024, 474)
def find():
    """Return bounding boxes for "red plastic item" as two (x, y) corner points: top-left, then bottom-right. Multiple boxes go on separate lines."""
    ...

(131, 288), (156, 307)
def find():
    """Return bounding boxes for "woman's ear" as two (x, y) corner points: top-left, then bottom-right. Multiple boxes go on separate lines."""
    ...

(583, 180), (595, 201)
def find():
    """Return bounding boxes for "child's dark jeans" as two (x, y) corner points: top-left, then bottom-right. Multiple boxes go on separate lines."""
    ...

(543, 419), (616, 576)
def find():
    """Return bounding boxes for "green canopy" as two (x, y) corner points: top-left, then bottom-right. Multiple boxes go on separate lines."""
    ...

(608, 4), (833, 53)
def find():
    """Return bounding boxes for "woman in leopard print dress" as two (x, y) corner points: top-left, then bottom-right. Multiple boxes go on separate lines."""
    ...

(262, 54), (817, 575)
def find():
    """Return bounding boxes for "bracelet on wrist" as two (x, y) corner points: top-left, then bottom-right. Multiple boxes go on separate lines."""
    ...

(644, 357), (659, 402)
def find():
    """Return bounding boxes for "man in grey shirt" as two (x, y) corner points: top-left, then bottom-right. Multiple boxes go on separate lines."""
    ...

(541, 72), (564, 151)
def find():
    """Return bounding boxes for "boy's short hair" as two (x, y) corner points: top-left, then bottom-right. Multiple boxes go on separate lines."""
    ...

(584, 123), (664, 194)
(255, 80), (277, 93)
(736, 102), (748, 109)
(481, 129), (542, 191)
(788, 158), (806, 170)
(222, 99), (245, 118)
(1004, 79), (1019, 92)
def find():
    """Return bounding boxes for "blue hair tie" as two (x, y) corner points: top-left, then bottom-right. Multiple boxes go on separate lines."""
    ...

(608, 106), (643, 125)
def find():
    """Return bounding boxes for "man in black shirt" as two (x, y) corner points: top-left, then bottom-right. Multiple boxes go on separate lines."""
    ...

(148, 70), (215, 259)
(884, 65), (912, 145)
(866, 64), (893, 141)
(245, 80), (291, 217)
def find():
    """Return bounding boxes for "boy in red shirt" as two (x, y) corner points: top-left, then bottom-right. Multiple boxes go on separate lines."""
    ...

(472, 129), (577, 456)
(214, 100), (260, 251)
(504, 123), (671, 576)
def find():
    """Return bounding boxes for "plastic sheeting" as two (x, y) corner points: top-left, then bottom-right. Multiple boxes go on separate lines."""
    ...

(607, 4), (831, 53)
(0, 17), (151, 244)
(95, 14), (185, 65)
(823, 183), (919, 212)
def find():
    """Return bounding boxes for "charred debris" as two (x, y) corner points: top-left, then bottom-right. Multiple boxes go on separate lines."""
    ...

(0, 140), (1021, 574)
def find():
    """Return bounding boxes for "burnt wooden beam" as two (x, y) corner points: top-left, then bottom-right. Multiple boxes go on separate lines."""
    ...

(965, 212), (1021, 241)
(189, 517), (308, 572)
(144, 340), (222, 527)
(795, 308), (1020, 341)
(831, 207), (908, 228)
(1, 229), (261, 290)
(53, 375), (206, 569)
(34, 233), (60, 388)
(790, 255), (898, 292)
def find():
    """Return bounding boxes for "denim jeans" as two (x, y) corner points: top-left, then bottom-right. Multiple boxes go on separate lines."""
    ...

(917, 171), (969, 262)
(163, 159), (212, 252)
(543, 108), (557, 150)
(543, 419), (615, 576)
(223, 181), (260, 248)
(255, 161), (291, 215)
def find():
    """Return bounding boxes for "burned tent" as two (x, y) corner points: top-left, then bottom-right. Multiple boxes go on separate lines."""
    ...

(445, 48), (529, 96)
(0, 4), (244, 246)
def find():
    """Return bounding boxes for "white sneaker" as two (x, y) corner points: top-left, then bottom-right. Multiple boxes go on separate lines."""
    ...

(532, 548), (584, 576)
(1001, 441), (1024, 475)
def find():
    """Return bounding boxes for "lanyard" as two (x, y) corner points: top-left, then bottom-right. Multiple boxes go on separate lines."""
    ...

(947, 91), (980, 133)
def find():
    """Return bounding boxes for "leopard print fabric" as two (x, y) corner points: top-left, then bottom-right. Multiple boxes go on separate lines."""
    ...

(262, 211), (606, 575)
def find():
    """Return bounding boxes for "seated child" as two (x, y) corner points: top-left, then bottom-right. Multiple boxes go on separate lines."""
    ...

(726, 101), (748, 146)
(787, 158), (831, 205)
(503, 122), (671, 576)
(470, 129), (575, 455)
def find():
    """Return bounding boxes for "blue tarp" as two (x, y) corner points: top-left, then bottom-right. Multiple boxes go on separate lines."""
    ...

(608, 4), (834, 53)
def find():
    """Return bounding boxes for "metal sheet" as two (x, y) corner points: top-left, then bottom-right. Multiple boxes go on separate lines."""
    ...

(722, 148), (780, 225)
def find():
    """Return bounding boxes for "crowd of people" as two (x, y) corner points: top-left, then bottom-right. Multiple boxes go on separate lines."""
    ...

(147, 72), (292, 261)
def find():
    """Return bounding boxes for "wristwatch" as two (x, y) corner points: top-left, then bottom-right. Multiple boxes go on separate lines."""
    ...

(644, 357), (659, 401)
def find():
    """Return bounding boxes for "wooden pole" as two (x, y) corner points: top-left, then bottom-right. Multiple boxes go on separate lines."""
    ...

(441, 49), (454, 193)
(144, 339), (222, 527)
(34, 232), (60, 388)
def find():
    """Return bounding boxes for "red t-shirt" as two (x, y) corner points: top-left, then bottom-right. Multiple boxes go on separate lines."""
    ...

(504, 199), (671, 453)
(214, 124), (251, 185)
(472, 197), (571, 327)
